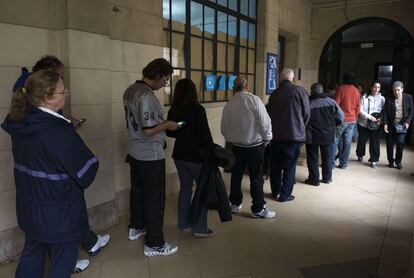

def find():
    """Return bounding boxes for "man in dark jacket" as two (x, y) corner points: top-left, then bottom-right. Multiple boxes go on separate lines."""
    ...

(267, 68), (310, 202)
(305, 83), (344, 186)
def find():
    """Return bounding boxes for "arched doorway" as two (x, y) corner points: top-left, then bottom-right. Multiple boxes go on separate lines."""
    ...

(319, 18), (414, 97)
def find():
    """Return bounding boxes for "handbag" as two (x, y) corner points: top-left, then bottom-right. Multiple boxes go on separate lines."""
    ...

(394, 123), (407, 134)
(366, 99), (381, 131)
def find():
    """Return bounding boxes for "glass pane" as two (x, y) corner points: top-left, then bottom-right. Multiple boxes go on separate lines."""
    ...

(249, 0), (256, 18)
(248, 23), (256, 47)
(204, 6), (215, 38)
(163, 0), (170, 20)
(248, 49), (255, 73)
(191, 36), (202, 69)
(229, 0), (237, 11)
(204, 39), (214, 70)
(217, 43), (226, 71)
(209, 0), (216, 3)
(240, 47), (247, 73)
(172, 0), (186, 24)
(342, 22), (394, 43)
(165, 69), (185, 106)
(240, 20), (248, 46)
(172, 32), (186, 67)
(248, 74), (255, 94)
(217, 12), (227, 41)
(218, 0), (227, 7)
(204, 72), (215, 102)
(227, 88), (234, 99)
(227, 44), (235, 72)
(228, 16), (237, 44)
(241, 0), (248, 16)
(191, 71), (203, 102)
(191, 1), (203, 35)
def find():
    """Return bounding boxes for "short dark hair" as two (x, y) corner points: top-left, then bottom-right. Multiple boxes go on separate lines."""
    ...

(342, 71), (355, 85)
(311, 83), (324, 95)
(142, 58), (173, 80)
(32, 55), (63, 72)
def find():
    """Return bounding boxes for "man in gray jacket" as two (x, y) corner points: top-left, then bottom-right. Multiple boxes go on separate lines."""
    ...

(221, 76), (275, 219)
(267, 68), (310, 202)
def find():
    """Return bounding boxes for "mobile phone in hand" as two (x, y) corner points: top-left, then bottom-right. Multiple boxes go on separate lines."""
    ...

(75, 118), (86, 125)
(177, 121), (185, 128)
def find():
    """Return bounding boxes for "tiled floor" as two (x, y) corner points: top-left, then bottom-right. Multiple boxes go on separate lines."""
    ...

(0, 143), (413, 278)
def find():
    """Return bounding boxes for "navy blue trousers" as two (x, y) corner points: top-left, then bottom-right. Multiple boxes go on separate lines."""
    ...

(270, 141), (301, 201)
(81, 230), (97, 251)
(15, 236), (77, 278)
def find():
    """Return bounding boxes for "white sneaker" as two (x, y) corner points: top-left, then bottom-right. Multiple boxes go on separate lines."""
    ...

(88, 234), (111, 256)
(72, 259), (89, 273)
(230, 204), (242, 214)
(128, 228), (146, 240)
(144, 242), (178, 257)
(251, 207), (276, 219)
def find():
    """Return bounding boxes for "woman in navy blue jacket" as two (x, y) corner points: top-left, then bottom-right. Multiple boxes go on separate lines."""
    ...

(1, 70), (99, 278)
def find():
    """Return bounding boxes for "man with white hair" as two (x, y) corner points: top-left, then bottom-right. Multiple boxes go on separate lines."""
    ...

(221, 76), (275, 219)
(267, 68), (310, 202)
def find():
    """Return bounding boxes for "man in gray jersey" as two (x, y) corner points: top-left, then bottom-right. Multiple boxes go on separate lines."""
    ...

(123, 58), (179, 256)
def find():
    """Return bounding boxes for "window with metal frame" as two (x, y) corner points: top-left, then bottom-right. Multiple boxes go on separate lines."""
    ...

(163, 0), (257, 105)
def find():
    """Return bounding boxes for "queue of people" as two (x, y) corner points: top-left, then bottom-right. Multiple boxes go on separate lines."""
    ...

(2, 55), (414, 277)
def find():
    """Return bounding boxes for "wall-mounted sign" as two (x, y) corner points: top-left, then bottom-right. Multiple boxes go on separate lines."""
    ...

(360, 43), (374, 48)
(203, 74), (237, 92)
(218, 75), (226, 90)
(266, 53), (278, 95)
(205, 75), (216, 91)
(228, 75), (237, 90)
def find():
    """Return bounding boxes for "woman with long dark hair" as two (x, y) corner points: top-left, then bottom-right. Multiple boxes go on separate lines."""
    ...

(166, 79), (215, 237)
(356, 81), (385, 168)
(383, 81), (413, 169)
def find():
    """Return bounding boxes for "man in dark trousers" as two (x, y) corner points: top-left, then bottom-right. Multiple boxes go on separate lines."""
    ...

(267, 68), (310, 202)
(305, 83), (344, 186)
(123, 58), (179, 256)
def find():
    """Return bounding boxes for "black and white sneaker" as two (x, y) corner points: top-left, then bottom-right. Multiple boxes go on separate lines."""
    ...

(88, 234), (111, 256)
(144, 242), (178, 257)
(72, 259), (89, 273)
(251, 207), (276, 219)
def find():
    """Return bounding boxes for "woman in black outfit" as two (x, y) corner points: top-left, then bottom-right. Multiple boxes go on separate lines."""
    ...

(166, 79), (215, 237)
(383, 81), (413, 169)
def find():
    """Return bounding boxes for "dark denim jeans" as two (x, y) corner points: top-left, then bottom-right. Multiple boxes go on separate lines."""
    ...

(386, 129), (407, 165)
(270, 141), (301, 201)
(331, 122), (355, 168)
(230, 144), (266, 213)
(174, 159), (208, 233)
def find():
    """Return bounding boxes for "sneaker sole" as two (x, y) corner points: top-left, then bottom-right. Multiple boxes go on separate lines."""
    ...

(251, 213), (276, 219)
(144, 249), (178, 257)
